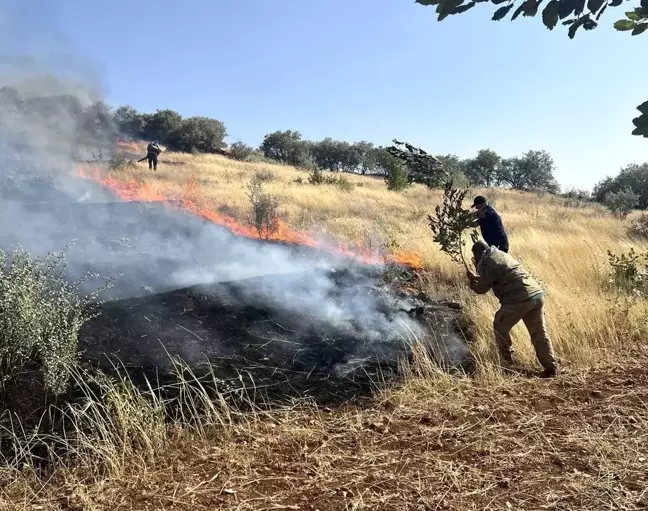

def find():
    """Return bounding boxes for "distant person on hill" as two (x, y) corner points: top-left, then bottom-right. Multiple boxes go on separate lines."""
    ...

(471, 195), (509, 253)
(467, 240), (557, 378)
(147, 141), (161, 170)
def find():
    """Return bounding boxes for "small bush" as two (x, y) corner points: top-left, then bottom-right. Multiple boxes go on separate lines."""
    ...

(307, 168), (353, 192)
(229, 140), (253, 162)
(331, 175), (353, 192)
(247, 177), (281, 240)
(254, 169), (275, 183)
(627, 214), (648, 239)
(293, 177), (304, 185)
(606, 248), (648, 297)
(0, 249), (109, 395)
(308, 168), (324, 185)
(383, 155), (411, 191)
(604, 187), (639, 218)
(109, 152), (136, 171)
(562, 188), (591, 208)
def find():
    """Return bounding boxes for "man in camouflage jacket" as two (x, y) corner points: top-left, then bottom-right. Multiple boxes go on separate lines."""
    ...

(467, 240), (557, 378)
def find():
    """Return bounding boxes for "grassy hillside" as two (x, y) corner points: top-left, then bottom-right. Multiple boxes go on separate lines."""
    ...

(3, 149), (648, 510)
(97, 149), (648, 371)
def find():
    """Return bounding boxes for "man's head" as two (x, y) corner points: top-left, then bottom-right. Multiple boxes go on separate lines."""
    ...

(471, 195), (488, 212)
(471, 240), (490, 265)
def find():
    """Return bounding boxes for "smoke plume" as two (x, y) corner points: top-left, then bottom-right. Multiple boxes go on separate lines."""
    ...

(0, 4), (468, 374)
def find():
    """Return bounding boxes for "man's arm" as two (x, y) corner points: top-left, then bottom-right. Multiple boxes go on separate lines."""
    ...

(467, 270), (494, 295)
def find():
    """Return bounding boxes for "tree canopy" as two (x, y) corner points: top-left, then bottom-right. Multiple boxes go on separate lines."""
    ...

(415, 0), (648, 138)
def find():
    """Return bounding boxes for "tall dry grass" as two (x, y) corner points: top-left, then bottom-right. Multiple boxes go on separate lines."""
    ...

(109, 151), (648, 372)
(3, 149), (647, 508)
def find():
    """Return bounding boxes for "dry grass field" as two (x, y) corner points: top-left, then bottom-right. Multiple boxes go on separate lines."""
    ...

(3, 149), (648, 510)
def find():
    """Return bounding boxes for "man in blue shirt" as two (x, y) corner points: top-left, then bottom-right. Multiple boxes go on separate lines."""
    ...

(471, 195), (509, 253)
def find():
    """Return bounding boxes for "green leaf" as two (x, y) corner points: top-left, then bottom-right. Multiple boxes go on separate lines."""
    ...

(587, 0), (605, 14)
(583, 17), (598, 28)
(614, 19), (637, 30)
(558, 0), (577, 19)
(609, 0), (623, 7)
(542, 0), (560, 28)
(632, 22), (648, 34)
(637, 100), (648, 116)
(415, 0), (440, 5)
(438, 0), (464, 20)
(574, 0), (586, 14)
(491, 0), (510, 5)
(626, 10), (640, 20)
(524, 0), (542, 16)
(643, 0), (648, 8)
(451, 1), (477, 13)
(568, 15), (586, 37)
(512, 2), (527, 18)
(492, 3), (515, 19)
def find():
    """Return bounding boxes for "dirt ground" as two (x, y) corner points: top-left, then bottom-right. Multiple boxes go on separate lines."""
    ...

(6, 352), (646, 511)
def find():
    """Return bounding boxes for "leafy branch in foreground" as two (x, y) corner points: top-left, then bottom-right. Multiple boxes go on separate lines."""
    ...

(428, 182), (479, 270)
(415, 0), (648, 138)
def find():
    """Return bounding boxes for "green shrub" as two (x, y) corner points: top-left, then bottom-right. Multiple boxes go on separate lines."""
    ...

(383, 155), (411, 191)
(331, 175), (353, 192)
(307, 168), (353, 192)
(308, 167), (325, 185)
(109, 152), (136, 171)
(604, 187), (639, 218)
(0, 249), (109, 395)
(627, 214), (648, 239)
(229, 140), (253, 162)
(606, 248), (648, 297)
(254, 169), (275, 183)
(247, 177), (281, 240)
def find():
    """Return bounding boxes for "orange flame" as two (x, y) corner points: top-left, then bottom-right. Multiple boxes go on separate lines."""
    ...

(116, 140), (141, 152)
(75, 164), (424, 269)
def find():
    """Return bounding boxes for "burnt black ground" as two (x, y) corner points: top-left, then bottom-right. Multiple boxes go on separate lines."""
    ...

(78, 268), (468, 404)
(0, 179), (469, 404)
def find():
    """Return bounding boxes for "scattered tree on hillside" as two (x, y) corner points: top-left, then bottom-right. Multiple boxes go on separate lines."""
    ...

(414, 0), (648, 138)
(435, 154), (468, 184)
(594, 163), (648, 208)
(166, 116), (227, 153)
(386, 139), (447, 188)
(260, 130), (307, 165)
(114, 105), (147, 139)
(353, 141), (380, 174)
(311, 138), (362, 172)
(498, 150), (560, 193)
(382, 152), (412, 191)
(604, 187), (640, 218)
(464, 149), (501, 187)
(145, 109), (183, 145)
(230, 140), (254, 161)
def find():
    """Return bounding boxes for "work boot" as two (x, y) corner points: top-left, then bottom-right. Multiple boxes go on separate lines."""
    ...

(539, 367), (557, 379)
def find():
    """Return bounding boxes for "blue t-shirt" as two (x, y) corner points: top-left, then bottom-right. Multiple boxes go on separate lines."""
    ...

(477, 205), (509, 251)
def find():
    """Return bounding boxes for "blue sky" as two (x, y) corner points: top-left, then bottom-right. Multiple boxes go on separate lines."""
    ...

(7, 0), (648, 190)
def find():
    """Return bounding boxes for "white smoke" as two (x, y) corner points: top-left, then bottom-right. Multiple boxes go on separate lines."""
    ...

(0, 3), (468, 373)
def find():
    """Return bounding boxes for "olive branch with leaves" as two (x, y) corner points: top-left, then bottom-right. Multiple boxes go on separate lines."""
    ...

(428, 181), (480, 271)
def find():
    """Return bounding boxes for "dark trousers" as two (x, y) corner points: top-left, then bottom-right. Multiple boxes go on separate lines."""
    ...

(147, 154), (158, 170)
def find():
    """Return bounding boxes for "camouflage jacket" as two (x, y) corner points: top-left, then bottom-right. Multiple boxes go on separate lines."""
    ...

(147, 144), (161, 156)
(470, 247), (543, 305)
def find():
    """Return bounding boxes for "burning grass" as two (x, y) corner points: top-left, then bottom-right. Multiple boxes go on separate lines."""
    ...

(78, 151), (648, 370)
(2, 150), (648, 508)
